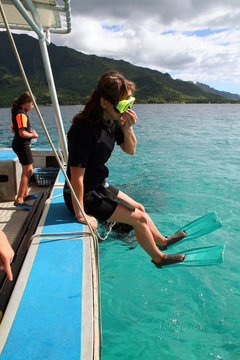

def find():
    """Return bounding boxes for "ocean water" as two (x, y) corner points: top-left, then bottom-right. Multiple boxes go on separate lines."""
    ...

(99, 104), (240, 360)
(1, 104), (239, 359)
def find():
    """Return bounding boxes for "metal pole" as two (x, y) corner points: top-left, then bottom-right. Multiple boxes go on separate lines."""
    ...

(17, 0), (68, 163)
(38, 36), (68, 163)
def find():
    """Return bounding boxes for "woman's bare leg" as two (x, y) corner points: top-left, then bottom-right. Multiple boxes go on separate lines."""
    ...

(117, 190), (168, 247)
(16, 164), (33, 203)
(108, 204), (185, 264)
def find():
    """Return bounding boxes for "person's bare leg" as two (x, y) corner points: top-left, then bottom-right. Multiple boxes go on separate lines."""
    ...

(16, 164), (33, 203)
(117, 190), (168, 247)
(108, 204), (185, 265)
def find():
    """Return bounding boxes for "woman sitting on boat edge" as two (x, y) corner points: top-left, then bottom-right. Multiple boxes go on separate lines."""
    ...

(63, 70), (186, 268)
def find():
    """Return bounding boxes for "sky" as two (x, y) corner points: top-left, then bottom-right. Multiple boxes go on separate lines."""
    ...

(31, 1), (240, 94)
(50, 0), (240, 94)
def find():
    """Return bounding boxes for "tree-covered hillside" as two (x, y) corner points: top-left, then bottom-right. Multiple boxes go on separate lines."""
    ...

(0, 32), (232, 107)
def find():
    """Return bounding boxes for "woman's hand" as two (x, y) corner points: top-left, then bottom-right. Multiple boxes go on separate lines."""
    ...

(135, 202), (145, 213)
(119, 109), (137, 155)
(120, 109), (137, 128)
(77, 214), (98, 232)
(31, 129), (38, 138)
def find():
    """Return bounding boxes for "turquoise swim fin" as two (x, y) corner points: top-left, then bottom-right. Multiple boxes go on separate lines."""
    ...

(178, 212), (222, 240)
(159, 212), (223, 250)
(165, 245), (225, 267)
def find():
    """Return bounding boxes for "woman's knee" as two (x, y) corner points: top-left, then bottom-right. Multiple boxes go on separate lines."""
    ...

(22, 164), (33, 177)
(25, 169), (33, 179)
(134, 211), (148, 228)
(29, 167), (33, 177)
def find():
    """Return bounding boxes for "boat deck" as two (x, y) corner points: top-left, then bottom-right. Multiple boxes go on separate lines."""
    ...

(0, 183), (47, 246)
(0, 151), (99, 359)
(0, 148), (54, 245)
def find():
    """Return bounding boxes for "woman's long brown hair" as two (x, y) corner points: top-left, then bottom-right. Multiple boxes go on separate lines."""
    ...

(11, 91), (33, 114)
(73, 70), (135, 125)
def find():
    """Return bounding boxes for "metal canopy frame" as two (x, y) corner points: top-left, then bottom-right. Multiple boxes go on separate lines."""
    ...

(0, 0), (71, 162)
(0, 0), (71, 34)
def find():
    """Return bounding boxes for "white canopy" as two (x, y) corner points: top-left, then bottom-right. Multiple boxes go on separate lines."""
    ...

(0, 0), (71, 34)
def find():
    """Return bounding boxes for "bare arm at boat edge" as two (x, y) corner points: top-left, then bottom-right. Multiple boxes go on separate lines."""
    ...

(0, 229), (14, 281)
(120, 108), (137, 155)
(70, 166), (98, 232)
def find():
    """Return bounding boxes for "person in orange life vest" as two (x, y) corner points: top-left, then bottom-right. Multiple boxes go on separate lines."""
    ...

(11, 91), (38, 209)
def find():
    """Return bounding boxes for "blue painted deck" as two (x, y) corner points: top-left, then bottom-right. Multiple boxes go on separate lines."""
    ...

(57, 169), (66, 183)
(1, 187), (88, 359)
(0, 150), (17, 161)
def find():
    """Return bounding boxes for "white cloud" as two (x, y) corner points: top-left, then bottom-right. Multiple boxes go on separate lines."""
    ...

(51, 0), (240, 94)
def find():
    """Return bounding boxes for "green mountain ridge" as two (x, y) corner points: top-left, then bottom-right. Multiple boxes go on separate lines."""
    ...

(0, 32), (236, 107)
(195, 82), (240, 101)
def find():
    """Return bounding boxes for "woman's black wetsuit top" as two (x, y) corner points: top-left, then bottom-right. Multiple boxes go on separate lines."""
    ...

(63, 117), (137, 220)
(64, 117), (124, 191)
(12, 107), (33, 165)
(12, 107), (31, 145)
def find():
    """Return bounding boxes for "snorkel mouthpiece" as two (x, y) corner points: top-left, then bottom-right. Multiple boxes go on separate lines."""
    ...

(115, 96), (135, 113)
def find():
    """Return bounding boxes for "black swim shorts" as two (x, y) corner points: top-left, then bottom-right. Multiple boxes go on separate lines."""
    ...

(12, 141), (33, 165)
(64, 184), (135, 221)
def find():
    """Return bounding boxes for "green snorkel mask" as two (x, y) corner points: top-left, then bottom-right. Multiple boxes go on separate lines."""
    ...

(102, 93), (135, 113)
(114, 96), (135, 113)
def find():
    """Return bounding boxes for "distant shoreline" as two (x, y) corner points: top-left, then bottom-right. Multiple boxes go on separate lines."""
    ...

(1, 101), (240, 109)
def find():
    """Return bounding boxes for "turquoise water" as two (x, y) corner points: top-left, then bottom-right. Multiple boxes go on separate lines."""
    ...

(100, 104), (240, 360)
(1, 104), (239, 359)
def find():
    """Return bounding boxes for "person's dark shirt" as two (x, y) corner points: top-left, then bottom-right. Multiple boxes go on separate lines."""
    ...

(12, 107), (31, 144)
(65, 117), (124, 190)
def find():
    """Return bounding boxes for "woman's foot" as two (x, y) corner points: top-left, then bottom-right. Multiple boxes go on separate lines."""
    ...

(23, 193), (38, 201)
(14, 200), (31, 210)
(157, 231), (187, 250)
(152, 253), (185, 268)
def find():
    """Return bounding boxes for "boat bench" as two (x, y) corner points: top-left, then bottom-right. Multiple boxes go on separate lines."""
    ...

(0, 150), (21, 201)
